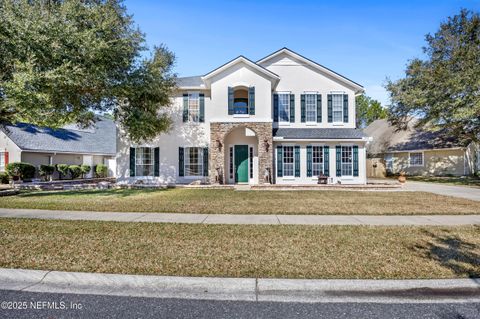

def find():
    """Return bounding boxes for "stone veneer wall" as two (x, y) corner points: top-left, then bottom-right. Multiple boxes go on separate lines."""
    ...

(209, 122), (273, 184)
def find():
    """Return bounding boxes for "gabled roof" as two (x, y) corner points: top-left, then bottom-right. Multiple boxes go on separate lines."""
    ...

(257, 47), (364, 93)
(0, 117), (116, 155)
(364, 119), (469, 155)
(201, 55), (280, 87)
(274, 128), (368, 140)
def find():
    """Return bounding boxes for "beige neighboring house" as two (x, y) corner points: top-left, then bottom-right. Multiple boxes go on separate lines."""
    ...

(0, 117), (117, 179)
(364, 119), (479, 177)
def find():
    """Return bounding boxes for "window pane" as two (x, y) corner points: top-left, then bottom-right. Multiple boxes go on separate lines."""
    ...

(341, 146), (353, 176)
(188, 92), (199, 122)
(185, 147), (204, 176)
(283, 146), (294, 176)
(332, 94), (343, 122)
(135, 147), (154, 176)
(305, 94), (317, 122)
(312, 146), (323, 176)
(278, 94), (290, 122)
(410, 153), (423, 166)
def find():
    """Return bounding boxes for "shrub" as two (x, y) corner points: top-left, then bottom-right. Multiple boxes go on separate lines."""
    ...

(5, 162), (36, 181)
(69, 165), (82, 179)
(80, 165), (91, 178)
(0, 172), (9, 184)
(95, 164), (108, 178)
(56, 164), (70, 180)
(39, 164), (55, 181)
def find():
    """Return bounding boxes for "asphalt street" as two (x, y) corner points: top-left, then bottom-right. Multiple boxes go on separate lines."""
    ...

(1, 289), (479, 319)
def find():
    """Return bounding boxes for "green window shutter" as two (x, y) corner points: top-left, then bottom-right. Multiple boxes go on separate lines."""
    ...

(327, 94), (333, 123)
(336, 145), (341, 177)
(183, 94), (188, 122)
(289, 94), (295, 123)
(323, 145), (330, 177)
(343, 94), (349, 123)
(154, 147), (160, 177)
(178, 147), (184, 177)
(294, 145), (300, 177)
(228, 87), (234, 115)
(199, 93), (205, 122)
(248, 87), (255, 115)
(353, 145), (359, 177)
(129, 147), (135, 177)
(300, 94), (306, 123)
(203, 147), (209, 177)
(317, 94), (322, 123)
(306, 145), (312, 177)
(277, 145), (283, 177)
(273, 94), (279, 122)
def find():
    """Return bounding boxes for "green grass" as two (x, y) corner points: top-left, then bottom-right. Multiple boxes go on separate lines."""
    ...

(1, 218), (478, 279)
(407, 176), (480, 188)
(0, 188), (480, 215)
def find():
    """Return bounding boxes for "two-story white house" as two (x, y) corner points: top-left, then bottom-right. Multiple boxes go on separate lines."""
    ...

(116, 48), (369, 185)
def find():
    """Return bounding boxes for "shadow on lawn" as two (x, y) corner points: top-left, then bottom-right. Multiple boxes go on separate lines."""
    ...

(16, 188), (170, 198)
(413, 228), (480, 279)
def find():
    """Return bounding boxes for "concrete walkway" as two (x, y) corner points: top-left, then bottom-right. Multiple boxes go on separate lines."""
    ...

(1, 208), (479, 225)
(401, 181), (480, 201)
(1, 268), (479, 303)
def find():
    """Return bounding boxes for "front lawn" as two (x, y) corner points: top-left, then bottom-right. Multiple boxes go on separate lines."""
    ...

(1, 219), (478, 279)
(0, 188), (479, 215)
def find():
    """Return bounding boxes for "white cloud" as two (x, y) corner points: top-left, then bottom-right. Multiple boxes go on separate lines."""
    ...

(364, 85), (390, 107)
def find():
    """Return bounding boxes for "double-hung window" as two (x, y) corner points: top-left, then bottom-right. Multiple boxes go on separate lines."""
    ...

(283, 146), (294, 177)
(341, 146), (353, 176)
(409, 152), (424, 167)
(185, 147), (204, 176)
(312, 146), (324, 176)
(278, 93), (290, 123)
(188, 92), (200, 122)
(332, 94), (344, 123)
(135, 147), (154, 177)
(305, 94), (317, 123)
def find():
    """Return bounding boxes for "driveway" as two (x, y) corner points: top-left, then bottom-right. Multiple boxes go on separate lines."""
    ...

(401, 181), (480, 202)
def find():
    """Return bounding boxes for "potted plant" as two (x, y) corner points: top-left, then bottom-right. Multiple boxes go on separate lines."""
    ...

(398, 171), (407, 183)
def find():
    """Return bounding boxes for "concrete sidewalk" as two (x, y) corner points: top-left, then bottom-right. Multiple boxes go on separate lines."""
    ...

(0, 208), (480, 225)
(1, 268), (479, 303)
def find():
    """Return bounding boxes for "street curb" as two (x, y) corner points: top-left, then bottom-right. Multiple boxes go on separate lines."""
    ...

(0, 268), (479, 303)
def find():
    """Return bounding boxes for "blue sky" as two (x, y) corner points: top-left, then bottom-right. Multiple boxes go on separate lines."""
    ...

(124, 0), (480, 106)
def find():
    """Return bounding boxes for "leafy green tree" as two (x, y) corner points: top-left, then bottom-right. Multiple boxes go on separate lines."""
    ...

(355, 94), (388, 128)
(0, 0), (176, 142)
(385, 9), (480, 142)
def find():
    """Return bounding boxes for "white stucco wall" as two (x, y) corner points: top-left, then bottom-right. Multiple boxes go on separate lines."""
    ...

(260, 53), (358, 129)
(0, 131), (22, 170)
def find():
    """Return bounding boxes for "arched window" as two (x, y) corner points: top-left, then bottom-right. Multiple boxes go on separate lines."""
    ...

(233, 87), (249, 114)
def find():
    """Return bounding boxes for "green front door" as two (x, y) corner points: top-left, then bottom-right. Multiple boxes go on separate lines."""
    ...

(234, 145), (249, 183)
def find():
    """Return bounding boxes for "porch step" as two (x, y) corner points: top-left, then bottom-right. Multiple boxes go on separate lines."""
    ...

(234, 184), (252, 191)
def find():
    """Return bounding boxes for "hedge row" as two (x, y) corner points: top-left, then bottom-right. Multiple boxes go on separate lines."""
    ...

(0, 163), (109, 184)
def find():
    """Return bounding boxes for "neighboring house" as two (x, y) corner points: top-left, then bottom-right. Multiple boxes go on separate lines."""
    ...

(0, 117), (117, 179)
(364, 118), (479, 177)
(117, 48), (369, 185)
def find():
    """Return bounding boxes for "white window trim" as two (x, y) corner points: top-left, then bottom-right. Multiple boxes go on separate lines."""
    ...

(277, 92), (290, 124)
(340, 145), (354, 177)
(282, 145), (295, 179)
(188, 91), (200, 123)
(304, 92), (317, 124)
(408, 151), (424, 167)
(135, 147), (154, 177)
(184, 147), (204, 178)
(330, 91), (345, 124)
(311, 145), (325, 178)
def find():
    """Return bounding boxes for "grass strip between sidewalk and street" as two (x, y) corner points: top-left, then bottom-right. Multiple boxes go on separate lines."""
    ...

(1, 218), (478, 279)
(1, 188), (480, 215)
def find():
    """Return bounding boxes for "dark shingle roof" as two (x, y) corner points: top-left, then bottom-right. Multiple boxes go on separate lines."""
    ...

(1, 117), (116, 155)
(364, 119), (468, 155)
(273, 128), (367, 140)
(176, 76), (204, 87)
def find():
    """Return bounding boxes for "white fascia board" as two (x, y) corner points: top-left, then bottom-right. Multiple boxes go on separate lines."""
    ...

(273, 137), (369, 142)
(386, 147), (466, 154)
